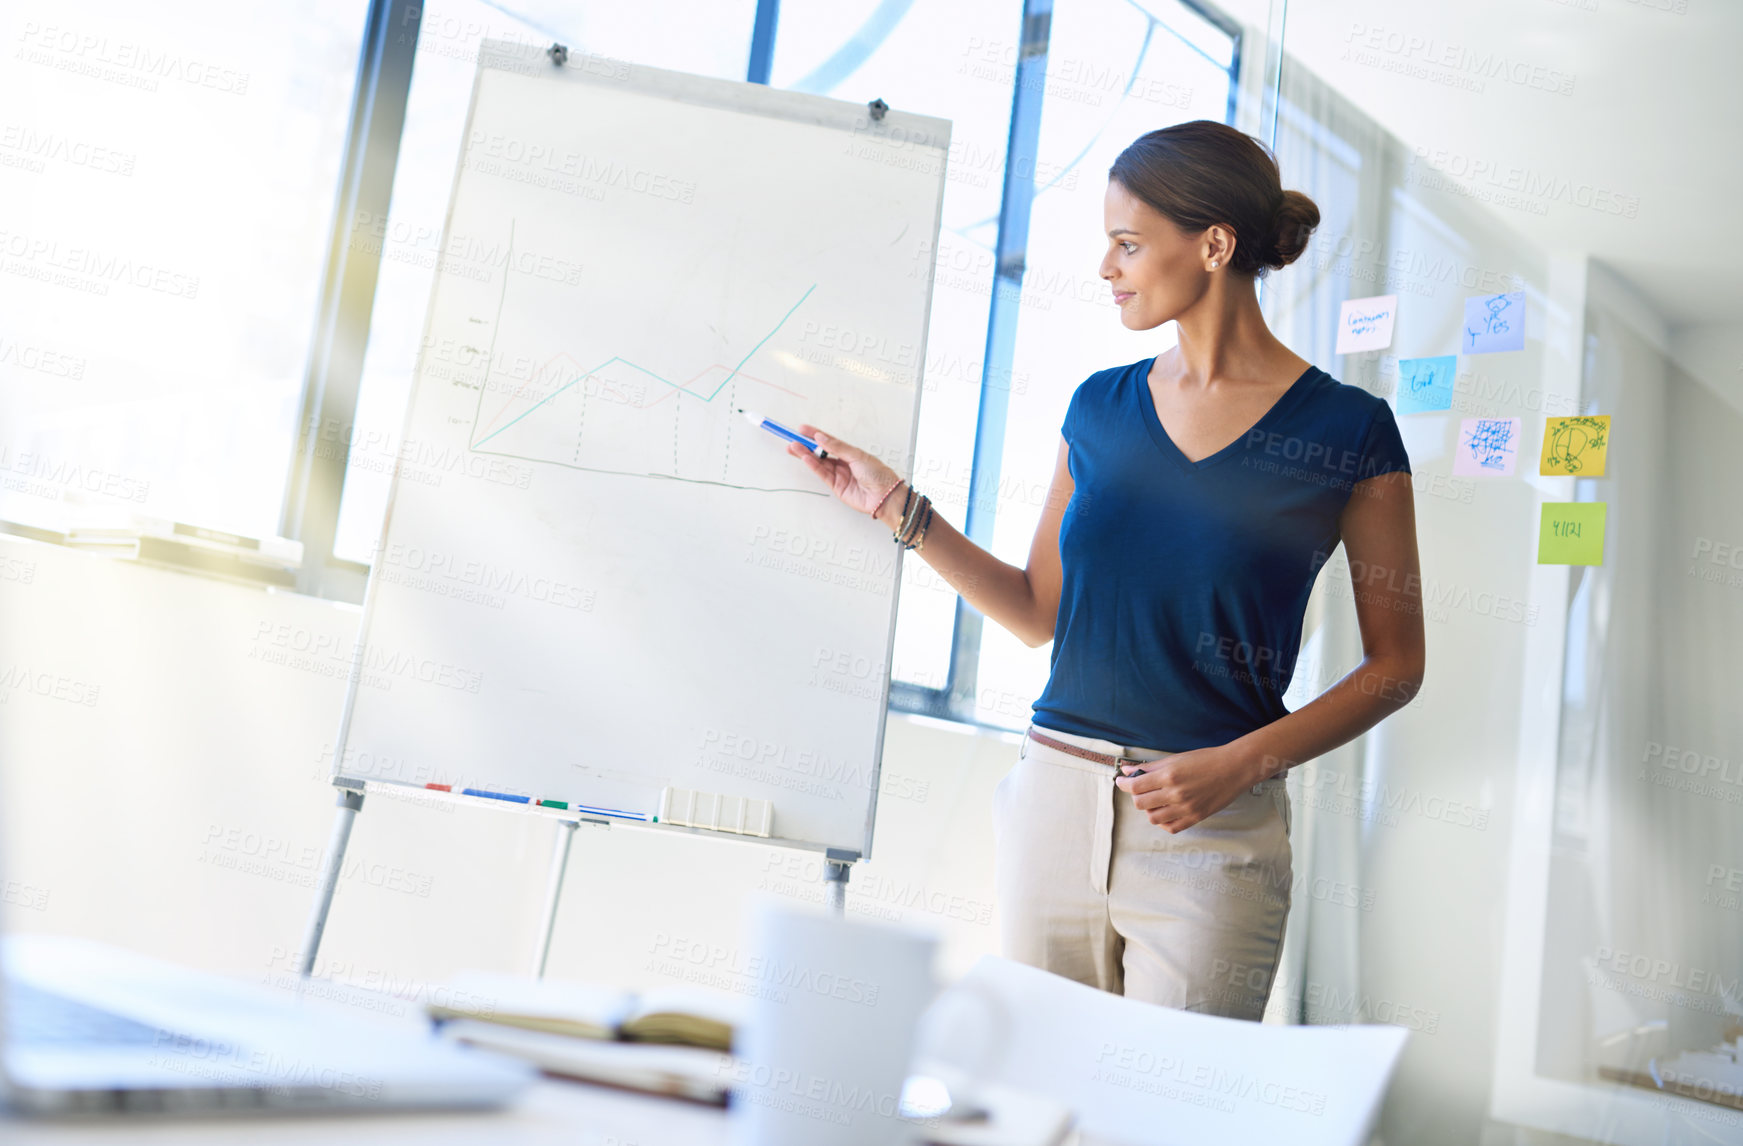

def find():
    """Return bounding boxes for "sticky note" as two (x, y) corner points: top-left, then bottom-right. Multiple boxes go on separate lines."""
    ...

(1395, 355), (1457, 415)
(1538, 502), (1606, 565)
(1539, 415), (1610, 477)
(1336, 294), (1398, 354)
(1453, 416), (1521, 475)
(1462, 291), (1526, 353)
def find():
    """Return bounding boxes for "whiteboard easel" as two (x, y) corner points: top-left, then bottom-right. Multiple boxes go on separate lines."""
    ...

(297, 40), (949, 977)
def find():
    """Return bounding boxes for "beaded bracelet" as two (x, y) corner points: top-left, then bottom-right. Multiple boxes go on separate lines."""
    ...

(910, 498), (935, 551)
(898, 491), (932, 550)
(869, 478), (905, 522)
(896, 486), (921, 546)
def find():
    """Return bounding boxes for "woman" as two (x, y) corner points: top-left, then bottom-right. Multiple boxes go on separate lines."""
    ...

(787, 120), (1425, 1021)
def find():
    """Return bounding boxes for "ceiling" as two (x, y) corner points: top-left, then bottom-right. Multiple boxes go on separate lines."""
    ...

(1279, 0), (1743, 329)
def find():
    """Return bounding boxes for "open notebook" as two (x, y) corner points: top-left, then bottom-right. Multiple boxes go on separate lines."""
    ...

(426, 972), (746, 1052)
(436, 1021), (734, 1106)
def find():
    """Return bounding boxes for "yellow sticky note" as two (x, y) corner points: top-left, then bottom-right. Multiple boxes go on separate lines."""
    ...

(1538, 502), (1606, 565)
(1540, 415), (1610, 476)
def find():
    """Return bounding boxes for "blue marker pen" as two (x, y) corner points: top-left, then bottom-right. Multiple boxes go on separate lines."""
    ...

(736, 408), (829, 460)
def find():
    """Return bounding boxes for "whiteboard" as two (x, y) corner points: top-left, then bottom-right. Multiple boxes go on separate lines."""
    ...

(328, 41), (949, 858)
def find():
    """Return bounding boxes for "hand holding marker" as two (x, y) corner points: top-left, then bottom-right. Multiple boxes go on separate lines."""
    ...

(746, 409), (934, 548)
(736, 408), (829, 460)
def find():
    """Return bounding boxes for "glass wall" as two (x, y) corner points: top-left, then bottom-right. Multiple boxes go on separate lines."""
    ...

(1265, 4), (1740, 1143)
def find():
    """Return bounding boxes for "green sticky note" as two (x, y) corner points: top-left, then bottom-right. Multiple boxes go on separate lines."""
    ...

(1538, 502), (1606, 565)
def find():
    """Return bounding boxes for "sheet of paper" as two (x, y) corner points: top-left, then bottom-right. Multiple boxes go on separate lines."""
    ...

(1461, 291), (1526, 353)
(1335, 294), (1398, 354)
(1538, 502), (1606, 565)
(1395, 355), (1457, 415)
(1453, 416), (1521, 475)
(1539, 414), (1610, 476)
(923, 956), (1409, 1146)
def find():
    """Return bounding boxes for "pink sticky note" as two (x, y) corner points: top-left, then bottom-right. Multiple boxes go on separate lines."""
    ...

(1453, 417), (1521, 476)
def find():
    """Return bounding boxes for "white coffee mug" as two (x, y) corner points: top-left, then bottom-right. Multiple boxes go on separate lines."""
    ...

(727, 896), (940, 1146)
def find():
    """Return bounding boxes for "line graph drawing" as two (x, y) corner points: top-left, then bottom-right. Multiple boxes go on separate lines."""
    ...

(460, 221), (828, 494)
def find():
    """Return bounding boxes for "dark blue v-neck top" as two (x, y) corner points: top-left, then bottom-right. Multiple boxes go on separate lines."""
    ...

(1029, 356), (1412, 751)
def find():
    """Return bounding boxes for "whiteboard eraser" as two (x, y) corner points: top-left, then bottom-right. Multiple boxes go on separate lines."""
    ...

(658, 786), (772, 838)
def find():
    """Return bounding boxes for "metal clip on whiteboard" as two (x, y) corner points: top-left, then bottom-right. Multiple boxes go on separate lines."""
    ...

(658, 787), (773, 838)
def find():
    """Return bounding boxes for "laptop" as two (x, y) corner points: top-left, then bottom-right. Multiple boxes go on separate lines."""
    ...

(1, 917), (534, 1115)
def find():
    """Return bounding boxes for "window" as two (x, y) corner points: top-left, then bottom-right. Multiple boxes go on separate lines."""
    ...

(977, 0), (1241, 727)
(766, 0), (1029, 703)
(0, 0), (368, 539)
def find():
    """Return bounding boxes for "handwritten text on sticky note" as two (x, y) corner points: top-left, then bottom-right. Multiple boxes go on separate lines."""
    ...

(1462, 291), (1526, 354)
(1538, 502), (1606, 565)
(1395, 355), (1457, 415)
(1336, 294), (1398, 355)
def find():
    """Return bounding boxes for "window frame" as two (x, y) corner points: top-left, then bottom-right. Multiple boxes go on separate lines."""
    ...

(281, 0), (424, 604)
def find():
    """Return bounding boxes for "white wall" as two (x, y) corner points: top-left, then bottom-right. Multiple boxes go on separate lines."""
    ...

(0, 537), (1016, 1012)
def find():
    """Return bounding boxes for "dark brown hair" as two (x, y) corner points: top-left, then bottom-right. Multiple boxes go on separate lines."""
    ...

(1108, 120), (1319, 279)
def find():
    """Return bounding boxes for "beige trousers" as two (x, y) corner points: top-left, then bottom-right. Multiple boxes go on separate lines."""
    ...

(992, 722), (1293, 1020)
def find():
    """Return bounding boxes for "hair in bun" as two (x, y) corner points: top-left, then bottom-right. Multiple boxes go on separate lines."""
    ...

(1109, 121), (1320, 278)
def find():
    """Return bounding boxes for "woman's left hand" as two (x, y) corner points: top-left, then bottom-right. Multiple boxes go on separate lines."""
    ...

(1114, 745), (1259, 833)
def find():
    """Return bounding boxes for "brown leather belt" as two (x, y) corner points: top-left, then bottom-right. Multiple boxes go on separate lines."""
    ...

(1026, 727), (1160, 768)
(1027, 727), (1287, 791)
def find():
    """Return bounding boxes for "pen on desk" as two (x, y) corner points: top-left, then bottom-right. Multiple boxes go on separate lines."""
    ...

(735, 408), (828, 460)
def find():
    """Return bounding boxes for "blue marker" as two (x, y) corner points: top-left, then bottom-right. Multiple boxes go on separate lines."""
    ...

(461, 787), (531, 804)
(571, 803), (652, 823)
(736, 408), (828, 459)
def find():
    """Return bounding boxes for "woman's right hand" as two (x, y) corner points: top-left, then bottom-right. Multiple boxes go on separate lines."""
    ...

(786, 424), (906, 526)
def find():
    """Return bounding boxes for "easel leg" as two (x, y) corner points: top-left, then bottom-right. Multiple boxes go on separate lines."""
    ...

(824, 857), (852, 917)
(298, 783), (365, 978)
(532, 818), (579, 978)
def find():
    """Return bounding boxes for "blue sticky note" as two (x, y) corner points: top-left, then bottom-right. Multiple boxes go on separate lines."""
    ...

(1395, 355), (1456, 415)
(1462, 291), (1526, 354)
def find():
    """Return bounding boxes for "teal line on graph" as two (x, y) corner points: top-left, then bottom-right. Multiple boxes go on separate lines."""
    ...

(472, 283), (818, 449)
